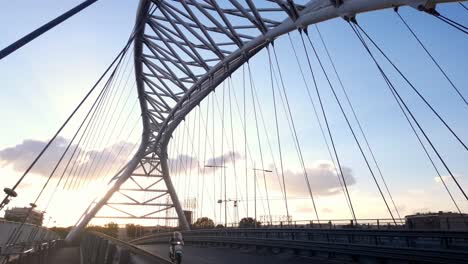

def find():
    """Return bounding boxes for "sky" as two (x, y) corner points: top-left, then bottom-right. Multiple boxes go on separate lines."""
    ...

(0, 1), (467, 227)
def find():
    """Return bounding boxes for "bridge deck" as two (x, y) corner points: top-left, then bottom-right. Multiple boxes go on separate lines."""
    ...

(139, 244), (337, 264)
(48, 246), (81, 264)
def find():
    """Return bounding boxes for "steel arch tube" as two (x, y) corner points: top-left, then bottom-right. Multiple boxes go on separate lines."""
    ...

(65, 0), (153, 243)
(67, 0), (462, 242)
(140, 0), (460, 233)
(146, 0), (460, 146)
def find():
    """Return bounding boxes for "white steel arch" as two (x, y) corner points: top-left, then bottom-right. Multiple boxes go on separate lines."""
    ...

(66, 0), (460, 242)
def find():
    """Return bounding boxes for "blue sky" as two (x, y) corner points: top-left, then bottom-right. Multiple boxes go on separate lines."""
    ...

(0, 1), (467, 226)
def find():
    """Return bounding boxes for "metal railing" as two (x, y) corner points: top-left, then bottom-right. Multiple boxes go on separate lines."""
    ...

(219, 217), (468, 231)
(132, 227), (468, 263)
(0, 220), (61, 264)
(81, 232), (170, 264)
(229, 218), (405, 229)
(0, 239), (62, 264)
(0, 220), (60, 247)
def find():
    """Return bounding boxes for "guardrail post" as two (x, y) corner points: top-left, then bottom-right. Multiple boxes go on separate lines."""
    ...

(95, 239), (108, 264)
(377, 219), (380, 229)
(441, 237), (449, 249)
(90, 236), (101, 264)
(117, 249), (130, 264)
(105, 243), (116, 264)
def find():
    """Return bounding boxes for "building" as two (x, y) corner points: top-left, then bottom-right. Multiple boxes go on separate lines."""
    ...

(405, 211), (468, 231)
(4, 207), (44, 226)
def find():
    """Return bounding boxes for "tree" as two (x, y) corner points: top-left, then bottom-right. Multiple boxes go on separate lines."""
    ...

(87, 222), (119, 238)
(215, 224), (224, 228)
(239, 217), (261, 228)
(126, 224), (136, 239)
(105, 222), (119, 237)
(49, 226), (73, 239)
(193, 217), (215, 229)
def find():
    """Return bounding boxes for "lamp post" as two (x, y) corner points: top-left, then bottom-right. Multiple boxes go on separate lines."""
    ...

(252, 167), (272, 228)
(217, 198), (240, 226)
(205, 164), (227, 226)
(46, 215), (53, 227)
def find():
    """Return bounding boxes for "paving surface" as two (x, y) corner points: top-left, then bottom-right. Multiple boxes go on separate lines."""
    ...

(139, 244), (337, 264)
(48, 246), (81, 264)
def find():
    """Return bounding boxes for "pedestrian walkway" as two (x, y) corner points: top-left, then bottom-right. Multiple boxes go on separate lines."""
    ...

(48, 246), (80, 264)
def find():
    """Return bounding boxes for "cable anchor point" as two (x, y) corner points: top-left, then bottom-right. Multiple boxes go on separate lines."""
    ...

(4, 188), (17, 197)
(343, 15), (358, 25)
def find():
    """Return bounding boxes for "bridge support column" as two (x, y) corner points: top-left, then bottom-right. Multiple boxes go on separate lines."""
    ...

(160, 144), (190, 231)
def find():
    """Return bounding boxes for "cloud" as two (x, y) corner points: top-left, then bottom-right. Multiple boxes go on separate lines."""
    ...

(0, 137), (136, 182)
(434, 174), (462, 184)
(265, 161), (356, 197)
(0, 137), (69, 176)
(168, 154), (199, 174)
(169, 151), (242, 175)
(206, 151), (241, 167)
(0, 137), (354, 199)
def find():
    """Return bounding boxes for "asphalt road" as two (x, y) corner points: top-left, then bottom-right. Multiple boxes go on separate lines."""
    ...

(138, 244), (336, 264)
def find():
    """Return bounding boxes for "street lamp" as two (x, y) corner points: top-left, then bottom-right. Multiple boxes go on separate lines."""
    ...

(217, 198), (240, 226)
(252, 167), (272, 228)
(205, 164), (228, 227)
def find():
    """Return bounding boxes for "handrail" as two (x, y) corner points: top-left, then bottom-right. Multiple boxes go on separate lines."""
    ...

(131, 227), (468, 263)
(82, 231), (171, 264)
(132, 227), (468, 252)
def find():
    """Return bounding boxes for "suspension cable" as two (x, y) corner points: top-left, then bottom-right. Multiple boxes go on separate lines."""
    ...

(315, 25), (402, 220)
(298, 32), (357, 223)
(350, 21), (462, 213)
(60, 81), (113, 190)
(250, 72), (289, 220)
(304, 30), (397, 225)
(271, 44), (321, 224)
(228, 78), (240, 223)
(85, 67), (138, 186)
(287, 32), (353, 218)
(73, 51), (134, 190)
(186, 108), (199, 217)
(2, 12), (142, 248)
(229, 70), (259, 216)
(65, 46), (130, 190)
(33, 74), (110, 206)
(0, 29), (133, 210)
(355, 23), (468, 152)
(61, 81), (112, 190)
(0, 0), (98, 60)
(100, 114), (140, 184)
(266, 46), (290, 223)
(352, 21), (468, 200)
(92, 96), (139, 184)
(395, 8), (467, 106)
(428, 8), (468, 34)
(349, 21), (468, 202)
(200, 97), (210, 217)
(460, 2), (468, 11)
(221, 82), (226, 225)
(196, 103), (202, 220)
(243, 65), (249, 218)
(210, 80), (254, 220)
(247, 63), (273, 224)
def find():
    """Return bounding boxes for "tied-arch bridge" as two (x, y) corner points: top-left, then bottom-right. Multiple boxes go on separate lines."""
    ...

(0, 0), (467, 263)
